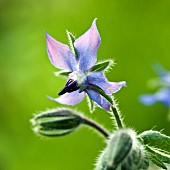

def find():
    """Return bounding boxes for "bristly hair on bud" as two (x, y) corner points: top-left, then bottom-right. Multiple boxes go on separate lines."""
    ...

(31, 108), (83, 137)
(95, 129), (134, 170)
(122, 138), (149, 170)
(95, 129), (149, 170)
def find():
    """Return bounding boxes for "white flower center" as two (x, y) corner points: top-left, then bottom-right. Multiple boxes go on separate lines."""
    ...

(69, 70), (88, 86)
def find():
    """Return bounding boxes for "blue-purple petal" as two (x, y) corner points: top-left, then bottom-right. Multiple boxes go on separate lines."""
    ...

(139, 95), (157, 106)
(87, 72), (126, 95)
(49, 90), (85, 106)
(155, 88), (170, 106)
(46, 32), (77, 71)
(140, 88), (170, 107)
(86, 89), (110, 110)
(74, 18), (101, 71)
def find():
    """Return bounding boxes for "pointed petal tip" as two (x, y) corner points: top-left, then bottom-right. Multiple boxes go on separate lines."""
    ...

(122, 81), (127, 87)
(46, 32), (56, 42)
(93, 18), (97, 24)
(110, 81), (127, 94)
(117, 81), (127, 88)
(47, 95), (64, 104)
(45, 31), (48, 35)
(46, 32), (52, 43)
(45, 31), (50, 38)
(46, 32), (54, 42)
(47, 95), (55, 101)
(91, 18), (98, 29)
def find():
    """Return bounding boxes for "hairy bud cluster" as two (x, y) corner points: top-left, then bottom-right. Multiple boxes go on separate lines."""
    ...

(95, 129), (149, 170)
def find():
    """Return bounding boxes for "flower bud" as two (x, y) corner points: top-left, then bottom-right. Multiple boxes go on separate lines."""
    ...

(95, 129), (149, 170)
(95, 129), (134, 170)
(122, 141), (149, 170)
(31, 108), (83, 137)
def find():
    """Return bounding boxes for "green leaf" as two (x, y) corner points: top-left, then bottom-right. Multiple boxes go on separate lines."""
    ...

(54, 70), (70, 77)
(88, 84), (113, 105)
(149, 154), (167, 169)
(139, 130), (170, 169)
(139, 130), (170, 154)
(91, 59), (114, 72)
(145, 146), (167, 169)
(145, 145), (170, 164)
(66, 30), (78, 58)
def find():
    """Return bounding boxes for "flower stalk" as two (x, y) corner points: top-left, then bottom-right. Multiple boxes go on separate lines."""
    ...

(32, 108), (110, 138)
(82, 117), (109, 138)
(111, 106), (123, 129)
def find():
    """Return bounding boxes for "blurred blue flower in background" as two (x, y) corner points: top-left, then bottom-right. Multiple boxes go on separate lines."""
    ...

(140, 88), (170, 106)
(140, 64), (170, 107)
(46, 19), (126, 110)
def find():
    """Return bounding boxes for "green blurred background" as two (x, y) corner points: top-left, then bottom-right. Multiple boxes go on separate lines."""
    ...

(0, 0), (170, 169)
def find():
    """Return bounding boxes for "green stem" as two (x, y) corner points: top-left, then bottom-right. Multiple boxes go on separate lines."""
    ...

(168, 107), (170, 121)
(111, 106), (123, 129)
(82, 117), (109, 138)
(86, 84), (124, 129)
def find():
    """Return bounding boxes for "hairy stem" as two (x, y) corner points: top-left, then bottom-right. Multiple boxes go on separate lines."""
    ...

(111, 106), (124, 129)
(82, 117), (109, 138)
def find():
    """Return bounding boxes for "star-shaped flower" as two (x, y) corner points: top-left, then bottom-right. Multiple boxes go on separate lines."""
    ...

(140, 64), (170, 107)
(46, 19), (126, 111)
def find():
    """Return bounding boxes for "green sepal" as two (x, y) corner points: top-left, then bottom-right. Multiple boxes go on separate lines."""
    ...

(37, 117), (81, 130)
(54, 70), (70, 77)
(35, 126), (76, 137)
(66, 30), (78, 58)
(87, 95), (96, 113)
(88, 84), (113, 105)
(91, 59), (114, 72)
(139, 130), (170, 154)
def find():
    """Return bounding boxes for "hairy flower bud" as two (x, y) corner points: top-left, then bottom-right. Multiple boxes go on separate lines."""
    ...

(95, 129), (133, 170)
(95, 129), (149, 170)
(122, 141), (149, 170)
(31, 108), (83, 137)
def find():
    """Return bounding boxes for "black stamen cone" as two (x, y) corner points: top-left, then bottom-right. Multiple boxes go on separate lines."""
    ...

(58, 87), (68, 95)
(58, 79), (80, 95)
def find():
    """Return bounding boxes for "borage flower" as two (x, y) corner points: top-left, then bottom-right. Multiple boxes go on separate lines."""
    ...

(140, 64), (170, 107)
(46, 19), (126, 111)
